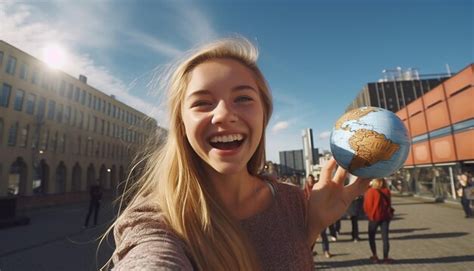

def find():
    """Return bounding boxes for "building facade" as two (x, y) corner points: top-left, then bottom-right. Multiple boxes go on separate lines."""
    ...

(0, 40), (160, 208)
(347, 69), (450, 113)
(395, 64), (473, 201)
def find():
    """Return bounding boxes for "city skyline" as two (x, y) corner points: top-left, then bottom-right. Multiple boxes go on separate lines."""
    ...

(1, 0), (472, 162)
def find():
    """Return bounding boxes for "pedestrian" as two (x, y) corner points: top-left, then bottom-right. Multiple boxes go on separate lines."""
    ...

(456, 172), (473, 218)
(304, 174), (316, 200)
(84, 180), (103, 228)
(363, 178), (394, 264)
(346, 174), (362, 242)
(108, 37), (369, 270)
(346, 195), (362, 242)
(328, 219), (341, 241)
(304, 174), (332, 258)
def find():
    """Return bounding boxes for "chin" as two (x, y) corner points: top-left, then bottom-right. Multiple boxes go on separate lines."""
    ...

(209, 162), (248, 175)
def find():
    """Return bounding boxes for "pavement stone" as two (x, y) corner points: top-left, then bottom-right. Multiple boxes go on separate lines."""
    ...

(0, 195), (472, 270)
(313, 195), (474, 270)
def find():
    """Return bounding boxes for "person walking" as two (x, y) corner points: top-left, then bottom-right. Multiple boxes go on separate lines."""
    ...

(84, 180), (103, 228)
(347, 195), (362, 242)
(363, 178), (394, 264)
(304, 174), (332, 258)
(456, 172), (473, 218)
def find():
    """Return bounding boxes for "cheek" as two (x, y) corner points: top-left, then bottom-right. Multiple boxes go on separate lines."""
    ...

(182, 112), (208, 150)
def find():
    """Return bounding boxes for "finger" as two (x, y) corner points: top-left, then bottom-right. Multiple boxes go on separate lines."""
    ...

(320, 158), (337, 182)
(344, 177), (371, 197)
(333, 165), (348, 185)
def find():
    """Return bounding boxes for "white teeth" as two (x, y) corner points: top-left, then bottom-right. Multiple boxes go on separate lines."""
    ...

(210, 134), (244, 143)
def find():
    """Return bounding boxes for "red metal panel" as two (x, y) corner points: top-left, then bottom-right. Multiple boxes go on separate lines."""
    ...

(430, 135), (457, 163)
(448, 86), (474, 123)
(409, 112), (428, 137)
(404, 147), (414, 166)
(444, 64), (474, 97)
(454, 130), (474, 160)
(412, 141), (432, 165)
(425, 101), (450, 131)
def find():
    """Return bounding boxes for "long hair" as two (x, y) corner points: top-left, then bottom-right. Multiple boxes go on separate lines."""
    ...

(371, 178), (386, 189)
(108, 37), (273, 270)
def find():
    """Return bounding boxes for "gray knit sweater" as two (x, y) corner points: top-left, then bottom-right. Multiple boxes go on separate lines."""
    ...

(112, 182), (313, 270)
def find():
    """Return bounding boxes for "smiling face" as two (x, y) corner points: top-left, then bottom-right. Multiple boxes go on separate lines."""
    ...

(181, 58), (264, 176)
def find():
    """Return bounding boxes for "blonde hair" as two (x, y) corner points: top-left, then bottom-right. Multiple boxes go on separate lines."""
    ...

(105, 37), (273, 270)
(371, 178), (386, 189)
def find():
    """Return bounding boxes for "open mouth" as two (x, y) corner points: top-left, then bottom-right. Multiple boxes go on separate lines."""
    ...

(209, 134), (245, 151)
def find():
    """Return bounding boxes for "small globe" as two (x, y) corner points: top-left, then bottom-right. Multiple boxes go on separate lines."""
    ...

(330, 106), (410, 178)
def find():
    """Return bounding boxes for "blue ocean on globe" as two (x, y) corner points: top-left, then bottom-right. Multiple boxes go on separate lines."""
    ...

(330, 106), (410, 178)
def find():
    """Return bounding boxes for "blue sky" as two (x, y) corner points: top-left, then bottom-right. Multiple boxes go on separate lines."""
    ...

(1, 0), (472, 162)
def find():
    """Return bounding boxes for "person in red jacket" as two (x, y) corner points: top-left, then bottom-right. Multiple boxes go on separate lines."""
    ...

(363, 178), (394, 264)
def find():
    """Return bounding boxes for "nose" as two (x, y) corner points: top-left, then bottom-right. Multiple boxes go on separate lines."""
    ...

(211, 100), (238, 125)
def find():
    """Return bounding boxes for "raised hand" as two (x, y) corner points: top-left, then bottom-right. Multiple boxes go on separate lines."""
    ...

(306, 158), (370, 245)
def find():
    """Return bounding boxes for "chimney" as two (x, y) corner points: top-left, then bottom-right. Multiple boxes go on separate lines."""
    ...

(79, 74), (87, 84)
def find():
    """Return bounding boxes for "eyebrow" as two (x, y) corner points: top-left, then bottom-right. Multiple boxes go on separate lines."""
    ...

(186, 84), (257, 99)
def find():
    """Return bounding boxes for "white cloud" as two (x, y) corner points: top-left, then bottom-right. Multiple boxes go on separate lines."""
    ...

(319, 131), (331, 140)
(271, 121), (289, 133)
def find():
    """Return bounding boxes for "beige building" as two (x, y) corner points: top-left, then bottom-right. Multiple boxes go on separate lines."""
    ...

(0, 40), (160, 208)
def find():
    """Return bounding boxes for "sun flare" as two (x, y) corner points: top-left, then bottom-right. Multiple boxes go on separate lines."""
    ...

(41, 43), (67, 69)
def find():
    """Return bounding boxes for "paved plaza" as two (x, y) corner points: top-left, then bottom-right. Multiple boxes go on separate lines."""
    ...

(0, 194), (473, 270)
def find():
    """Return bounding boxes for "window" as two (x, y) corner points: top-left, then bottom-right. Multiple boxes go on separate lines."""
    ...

(81, 90), (86, 105)
(65, 105), (71, 124)
(93, 116), (98, 133)
(71, 108), (76, 126)
(26, 93), (36, 115)
(19, 125), (29, 148)
(19, 63), (28, 80)
(88, 93), (92, 108)
(59, 133), (66, 153)
(56, 104), (63, 123)
(41, 73), (49, 89)
(31, 69), (39, 85)
(52, 131), (58, 152)
(5, 56), (17, 75)
(0, 51), (3, 65)
(0, 118), (4, 145)
(1, 83), (12, 108)
(78, 111), (84, 129)
(8, 122), (18, 146)
(74, 87), (80, 102)
(14, 89), (25, 111)
(40, 129), (49, 151)
(37, 97), (46, 119)
(47, 100), (56, 120)
(101, 119), (105, 135)
(59, 80), (66, 97)
(67, 83), (73, 99)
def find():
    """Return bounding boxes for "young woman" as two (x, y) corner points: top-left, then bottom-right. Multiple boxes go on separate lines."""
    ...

(109, 37), (369, 270)
(363, 178), (394, 264)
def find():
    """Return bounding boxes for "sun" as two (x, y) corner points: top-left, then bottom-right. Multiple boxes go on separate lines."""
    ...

(41, 43), (67, 69)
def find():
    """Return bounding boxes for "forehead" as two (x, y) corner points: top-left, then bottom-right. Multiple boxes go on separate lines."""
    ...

(186, 58), (257, 94)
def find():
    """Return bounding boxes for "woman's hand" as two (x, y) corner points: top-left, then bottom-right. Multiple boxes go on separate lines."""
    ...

(306, 158), (370, 245)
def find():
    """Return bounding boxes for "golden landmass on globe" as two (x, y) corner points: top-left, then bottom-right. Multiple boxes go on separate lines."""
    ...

(334, 107), (379, 130)
(348, 129), (400, 172)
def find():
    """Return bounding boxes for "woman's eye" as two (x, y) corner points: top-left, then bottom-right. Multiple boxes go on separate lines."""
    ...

(235, 96), (253, 103)
(191, 101), (212, 108)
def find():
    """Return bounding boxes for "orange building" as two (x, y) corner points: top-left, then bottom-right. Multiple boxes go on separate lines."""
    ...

(396, 64), (473, 200)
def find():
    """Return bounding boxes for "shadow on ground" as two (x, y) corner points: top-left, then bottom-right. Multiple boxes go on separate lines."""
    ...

(314, 255), (474, 269)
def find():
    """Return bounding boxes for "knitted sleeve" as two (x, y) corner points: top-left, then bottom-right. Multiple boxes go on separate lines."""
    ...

(112, 203), (194, 271)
